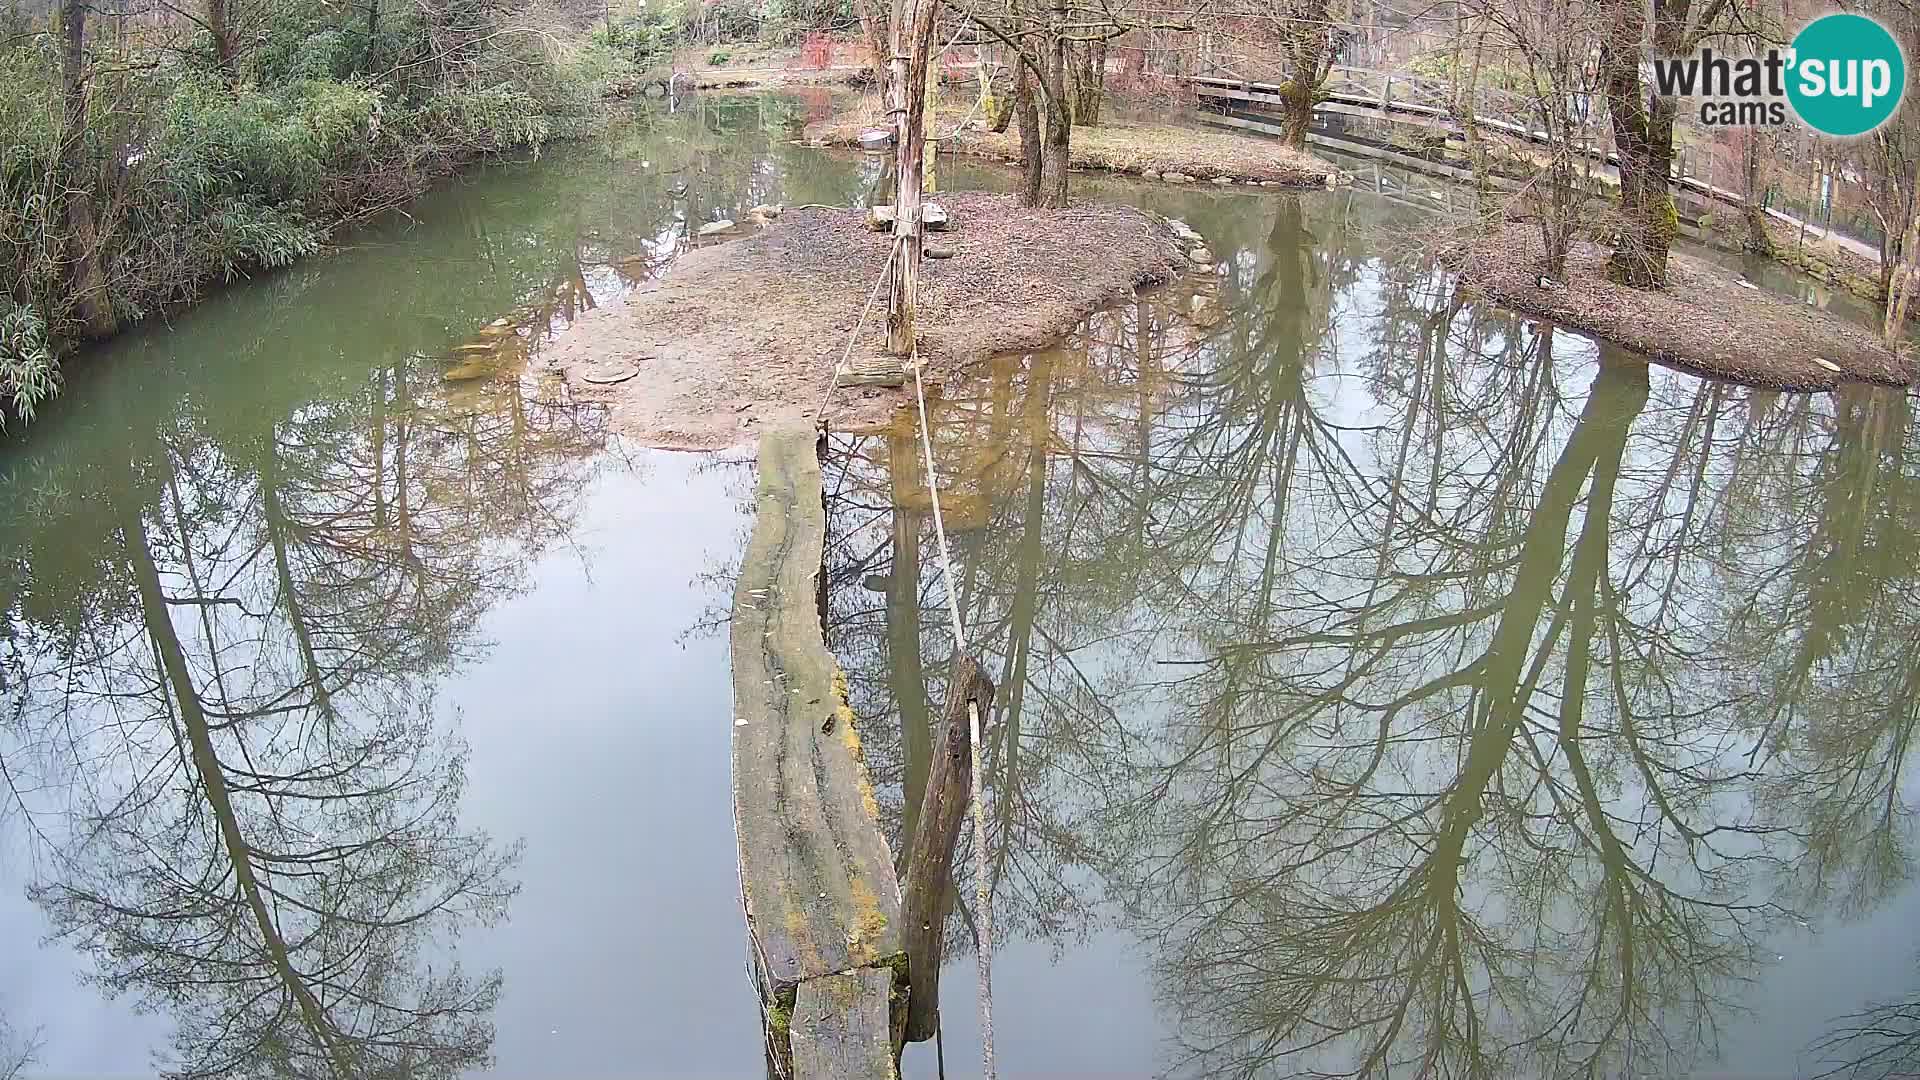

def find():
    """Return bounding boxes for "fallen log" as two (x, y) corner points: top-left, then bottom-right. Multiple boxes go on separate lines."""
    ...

(899, 652), (995, 1043)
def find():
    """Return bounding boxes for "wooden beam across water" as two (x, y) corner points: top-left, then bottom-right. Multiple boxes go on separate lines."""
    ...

(731, 424), (905, 1079)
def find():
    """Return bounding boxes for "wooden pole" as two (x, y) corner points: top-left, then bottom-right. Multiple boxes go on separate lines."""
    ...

(924, 61), (940, 195)
(886, 0), (938, 355)
(899, 651), (995, 1044)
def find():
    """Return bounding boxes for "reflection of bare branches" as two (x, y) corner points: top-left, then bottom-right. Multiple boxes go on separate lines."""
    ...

(4, 342), (612, 1079)
(0, 1011), (40, 1080)
(781, 175), (1920, 1080)
(1811, 990), (1920, 1080)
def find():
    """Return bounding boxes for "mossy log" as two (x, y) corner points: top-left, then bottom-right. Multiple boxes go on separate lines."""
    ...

(732, 424), (904, 1078)
(792, 969), (899, 1079)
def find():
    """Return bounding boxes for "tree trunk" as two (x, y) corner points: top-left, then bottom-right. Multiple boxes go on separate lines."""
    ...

(1741, 129), (1773, 255)
(1600, 5), (1676, 289)
(1015, 62), (1042, 206)
(856, 0), (888, 87)
(1279, 79), (1315, 148)
(1038, 11), (1071, 209)
(209, 0), (235, 78)
(1883, 160), (1920, 345)
(1040, 92), (1070, 207)
(59, 0), (115, 339)
(1072, 41), (1104, 125)
(1278, 0), (1335, 150)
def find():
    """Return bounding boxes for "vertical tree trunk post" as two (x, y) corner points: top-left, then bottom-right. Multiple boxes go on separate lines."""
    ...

(886, 0), (938, 356)
(899, 652), (995, 1044)
(59, 0), (116, 339)
(924, 61), (939, 194)
(209, 0), (234, 78)
(1014, 61), (1043, 205)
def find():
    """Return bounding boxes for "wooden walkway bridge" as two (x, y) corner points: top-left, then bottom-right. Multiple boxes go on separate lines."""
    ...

(731, 424), (990, 1080)
(732, 426), (903, 1079)
(1185, 67), (1864, 250)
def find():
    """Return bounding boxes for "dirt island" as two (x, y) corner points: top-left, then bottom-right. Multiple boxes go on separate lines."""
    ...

(1453, 223), (1913, 391)
(538, 192), (1193, 449)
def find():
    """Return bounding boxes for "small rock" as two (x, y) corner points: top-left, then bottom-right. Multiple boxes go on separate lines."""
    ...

(1189, 293), (1225, 328)
(697, 219), (735, 237)
(926, 245), (957, 259)
(1163, 172), (1193, 184)
(1212, 176), (1234, 185)
(1189, 247), (1215, 264)
(442, 361), (493, 382)
(580, 362), (639, 385)
(1141, 170), (1161, 180)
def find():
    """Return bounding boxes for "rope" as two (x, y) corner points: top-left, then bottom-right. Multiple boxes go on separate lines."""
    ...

(815, 243), (901, 424)
(909, 347), (997, 1080)
(807, 61), (997, 1069)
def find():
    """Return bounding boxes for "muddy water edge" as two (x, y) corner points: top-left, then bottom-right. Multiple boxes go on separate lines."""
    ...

(0, 92), (1914, 1079)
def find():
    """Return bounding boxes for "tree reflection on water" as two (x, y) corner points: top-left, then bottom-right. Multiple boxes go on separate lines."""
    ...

(1, 348), (611, 1078)
(824, 192), (1920, 1079)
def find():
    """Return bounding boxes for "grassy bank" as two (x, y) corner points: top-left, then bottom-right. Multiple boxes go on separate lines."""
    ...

(0, 0), (745, 428)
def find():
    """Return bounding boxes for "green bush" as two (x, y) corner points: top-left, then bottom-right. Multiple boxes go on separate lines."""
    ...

(762, 0), (852, 43)
(0, 302), (58, 429)
(593, 9), (682, 70)
(683, 0), (761, 43)
(0, 0), (624, 403)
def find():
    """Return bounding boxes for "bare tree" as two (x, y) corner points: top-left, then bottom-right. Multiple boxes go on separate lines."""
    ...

(0, 1013), (41, 1080)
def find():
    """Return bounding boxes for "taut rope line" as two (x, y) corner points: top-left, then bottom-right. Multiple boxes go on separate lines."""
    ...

(908, 347), (997, 1080)
(811, 224), (997, 1080)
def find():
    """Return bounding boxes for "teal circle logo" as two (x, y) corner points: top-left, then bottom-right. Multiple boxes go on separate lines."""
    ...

(1787, 13), (1905, 136)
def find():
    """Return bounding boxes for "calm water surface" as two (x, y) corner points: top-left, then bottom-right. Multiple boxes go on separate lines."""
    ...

(1, 95), (1915, 1079)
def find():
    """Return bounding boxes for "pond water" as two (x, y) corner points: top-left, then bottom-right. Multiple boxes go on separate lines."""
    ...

(1, 94), (1915, 1080)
